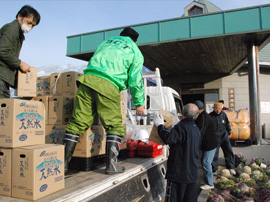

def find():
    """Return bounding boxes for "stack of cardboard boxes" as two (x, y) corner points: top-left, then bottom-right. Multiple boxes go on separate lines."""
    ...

(0, 68), (64, 201)
(35, 71), (82, 145)
(36, 71), (127, 171)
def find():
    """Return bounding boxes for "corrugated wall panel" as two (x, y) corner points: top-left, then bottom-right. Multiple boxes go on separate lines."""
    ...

(259, 44), (270, 62)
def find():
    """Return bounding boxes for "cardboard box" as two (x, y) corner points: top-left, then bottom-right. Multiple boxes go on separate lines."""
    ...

(93, 115), (102, 125)
(32, 96), (49, 124)
(48, 96), (75, 125)
(46, 124), (67, 144)
(37, 76), (50, 96)
(0, 148), (12, 196)
(17, 67), (37, 97)
(149, 110), (175, 145)
(73, 125), (106, 158)
(50, 73), (63, 95)
(12, 144), (65, 201)
(62, 71), (82, 96)
(0, 99), (45, 148)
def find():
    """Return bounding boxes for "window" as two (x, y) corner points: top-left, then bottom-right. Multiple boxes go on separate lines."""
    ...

(188, 6), (203, 16)
(173, 94), (183, 119)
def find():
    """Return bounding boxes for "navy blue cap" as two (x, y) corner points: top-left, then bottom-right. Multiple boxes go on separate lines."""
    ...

(195, 100), (205, 110)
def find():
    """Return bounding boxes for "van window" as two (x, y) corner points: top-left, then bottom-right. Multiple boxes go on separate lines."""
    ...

(174, 95), (183, 118)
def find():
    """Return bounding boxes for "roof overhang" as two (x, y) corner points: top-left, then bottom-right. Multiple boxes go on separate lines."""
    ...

(66, 4), (270, 82)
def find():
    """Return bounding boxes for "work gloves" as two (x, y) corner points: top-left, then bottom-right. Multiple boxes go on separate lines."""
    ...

(153, 112), (164, 127)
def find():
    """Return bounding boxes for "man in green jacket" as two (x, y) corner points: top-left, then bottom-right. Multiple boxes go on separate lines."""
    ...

(0, 5), (40, 98)
(63, 27), (145, 174)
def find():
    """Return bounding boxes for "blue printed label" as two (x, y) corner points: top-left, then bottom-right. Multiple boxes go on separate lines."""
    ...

(16, 112), (44, 130)
(40, 151), (46, 157)
(40, 184), (48, 192)
(20, 102), (26, 107)
(88, 133), (103, 145)
(37, 159), (63, 181)
(19, 134), (27, 141)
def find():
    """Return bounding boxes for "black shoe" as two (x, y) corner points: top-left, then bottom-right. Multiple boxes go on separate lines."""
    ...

(105, 134), (125, 175)
(62, 132), (79, 172)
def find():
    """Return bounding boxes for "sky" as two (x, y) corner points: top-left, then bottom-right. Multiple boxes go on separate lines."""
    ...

(1, 0), (270, 72)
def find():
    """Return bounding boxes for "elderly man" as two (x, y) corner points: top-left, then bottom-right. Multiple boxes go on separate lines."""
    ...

(153, 103), (201, 202)
(209, 102), (235, 175)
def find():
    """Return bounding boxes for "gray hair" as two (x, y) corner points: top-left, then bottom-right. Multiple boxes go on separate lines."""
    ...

(182, 103), (199, 120)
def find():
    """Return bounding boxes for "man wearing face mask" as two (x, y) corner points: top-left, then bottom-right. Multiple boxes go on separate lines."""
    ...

(0, 5), (40, 98)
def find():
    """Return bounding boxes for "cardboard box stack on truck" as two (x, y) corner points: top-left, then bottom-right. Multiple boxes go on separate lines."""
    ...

(0, 68), (183, 201)
(0, 69), (65, 201)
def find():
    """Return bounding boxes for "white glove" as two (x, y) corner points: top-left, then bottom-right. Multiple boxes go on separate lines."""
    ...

(153, 112), (164, 127)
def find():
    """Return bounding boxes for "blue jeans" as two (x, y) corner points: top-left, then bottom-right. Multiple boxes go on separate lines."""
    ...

(202, 148), (216, 186)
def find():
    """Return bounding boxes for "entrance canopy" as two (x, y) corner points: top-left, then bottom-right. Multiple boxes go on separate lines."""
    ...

(66, 4), (270, 80)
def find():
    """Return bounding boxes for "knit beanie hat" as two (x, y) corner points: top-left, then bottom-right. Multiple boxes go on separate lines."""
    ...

(120, 27), (139, 42)
(194, 100), (205, 110)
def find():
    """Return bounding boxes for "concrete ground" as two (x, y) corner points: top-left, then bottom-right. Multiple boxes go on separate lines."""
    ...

(197, 163), (210, 202)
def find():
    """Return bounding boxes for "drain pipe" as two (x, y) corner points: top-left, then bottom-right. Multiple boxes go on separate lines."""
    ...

(248, 43), (261, 145)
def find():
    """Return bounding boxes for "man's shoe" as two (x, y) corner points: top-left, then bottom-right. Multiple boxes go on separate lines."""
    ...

(200, 184), (214, 190)
(213, 171), (218, 176)
(230, 169), (236, 175)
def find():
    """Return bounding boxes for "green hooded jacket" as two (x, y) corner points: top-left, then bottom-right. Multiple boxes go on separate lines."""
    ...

(0, 20), (24, 87)
(83, 36), (145, 106)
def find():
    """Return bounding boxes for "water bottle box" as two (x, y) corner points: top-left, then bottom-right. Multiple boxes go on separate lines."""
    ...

(45, 124), (67, 144)
(73, 125), (107, 158)
(12, 144), (64, 200)
(36, 76), (50, 96)
(62, 71), (83, 96)
(17, 67), (37, 97)
(149, 110), (174, 145)
(50, 73), (63, 95)
(48, 96), (75, 125)
(0, 148), (12, 196)
(0, 99), (45, 148)
(32, 96), (49, 124)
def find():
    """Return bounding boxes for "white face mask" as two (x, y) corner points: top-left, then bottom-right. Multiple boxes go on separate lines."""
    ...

(21, 23), (32, 33)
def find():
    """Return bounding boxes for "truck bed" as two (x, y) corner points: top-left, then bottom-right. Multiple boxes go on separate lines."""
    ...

(0, 155), (167, 202)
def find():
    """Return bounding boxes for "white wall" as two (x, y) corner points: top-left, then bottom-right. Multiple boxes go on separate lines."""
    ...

(204, 72), (270, 125)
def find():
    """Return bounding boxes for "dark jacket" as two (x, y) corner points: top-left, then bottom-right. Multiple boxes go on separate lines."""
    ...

(0, 20), (24, 87)
(157, 118), (201, 183)
(195, 110), (219, 151)
(209, 110), (231, 141)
